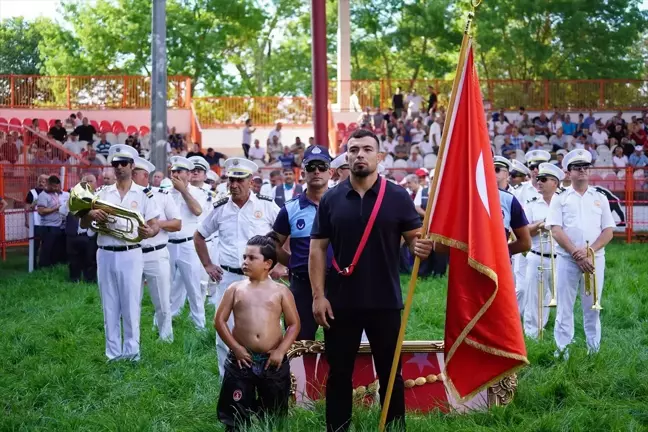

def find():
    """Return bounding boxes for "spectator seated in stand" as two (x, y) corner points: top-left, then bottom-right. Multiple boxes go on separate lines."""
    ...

(73, 117), (97, 143)
(629, 145), (648, 168)
(277, 146), (296, 170)
(0, 134), (19, 164)
(612, 145), (628, 172)
(63, 132), (83, 154)
(48, 120), (68, 143)
(524, 127), (539, 147)
(248, 139), (266, 161)
(185, 142), (204, 159)
(549, 127), (569, 152)
(205, 147), (227, 167)
(95, 133), (112, 157)
(562, 114), (577, 136)
(533, 112), (550, 136)
(168, 126), (184, 150)
(125, 135), (142, 156)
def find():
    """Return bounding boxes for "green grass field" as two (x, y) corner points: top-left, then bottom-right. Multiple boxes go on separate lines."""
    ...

(2, 242), (648, 431)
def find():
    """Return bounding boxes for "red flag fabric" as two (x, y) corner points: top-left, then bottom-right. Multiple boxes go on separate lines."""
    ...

(428, 40), (528, 400)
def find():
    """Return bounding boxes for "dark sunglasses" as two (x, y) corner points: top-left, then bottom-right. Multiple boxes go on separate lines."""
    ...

(570, 165), (590, 172)
(228, 177), (247, 183)
(190, 168), (205, 174)
(537, 176), (554, 183)
(305, 163), (329, 173)
(495, 166), (508, 174)
(528, 164), (540, 170)
(111, 160), (130, 168)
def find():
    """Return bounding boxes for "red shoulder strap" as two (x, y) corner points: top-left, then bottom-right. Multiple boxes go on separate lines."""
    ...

(332, 176), (387, 276)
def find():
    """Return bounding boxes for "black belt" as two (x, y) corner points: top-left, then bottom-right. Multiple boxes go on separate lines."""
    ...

(530, 250), (556, 258)
(99, 244), (142, 252)
(222, 265), (244, 275)
(142, 244), (167, 254)
(169, 236), (193, 244)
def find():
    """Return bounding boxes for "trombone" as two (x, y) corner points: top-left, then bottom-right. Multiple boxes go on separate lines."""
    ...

(536, 226), (557, 339)
(584, 241), (602, 310)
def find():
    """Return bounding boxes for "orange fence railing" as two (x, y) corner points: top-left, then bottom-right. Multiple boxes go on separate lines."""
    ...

(0, 75), (192, 109)
(2, 163), (648, 258)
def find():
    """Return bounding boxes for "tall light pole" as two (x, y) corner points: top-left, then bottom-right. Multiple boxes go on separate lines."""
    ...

(151, 0), (168, 172)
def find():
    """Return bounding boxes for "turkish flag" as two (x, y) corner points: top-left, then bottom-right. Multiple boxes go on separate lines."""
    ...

(427, 40), (528, 400)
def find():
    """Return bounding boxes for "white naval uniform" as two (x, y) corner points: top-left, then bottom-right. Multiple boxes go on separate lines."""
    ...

(141, 187), (180, 341)
(95, 182), (160, 360)
(197, 192), (280, 378)
(546, 186), (615, 353)
(168, 184), (209, 329)
(523, 195), (554, 339)
(197, 184), (220, 299)
(512, 181), (539, 315)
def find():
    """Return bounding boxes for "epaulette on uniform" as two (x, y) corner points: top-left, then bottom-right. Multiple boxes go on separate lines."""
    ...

(526, 196), (539, 204)
(512, 183), (521, 190)
(594, 186), (607, 195)
(556, 186), (566, 195)
(143, 187), (154, 198)
(157, 188), (169, 195)
(256, 194), (274, 202)
(213, 197), (229, 209)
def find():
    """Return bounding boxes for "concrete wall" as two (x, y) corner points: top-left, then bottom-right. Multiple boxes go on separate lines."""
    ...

(201, 126), (315, 157)
(0, 108), (192, 134)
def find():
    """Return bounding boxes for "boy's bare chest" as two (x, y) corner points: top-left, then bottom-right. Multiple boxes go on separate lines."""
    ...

(233, 290), (282, 314)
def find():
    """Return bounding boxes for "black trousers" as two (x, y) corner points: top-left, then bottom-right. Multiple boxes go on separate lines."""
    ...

(217, 351), (290, 431)
(67, 234), (97, 282)
(289, 270), (320, 341)
(39, 226), (63, 268)
(324, 308), (405, 432)
(33, 225), (44, 269)
(418, 250), (448, 278)
(242, 143), (250, 159)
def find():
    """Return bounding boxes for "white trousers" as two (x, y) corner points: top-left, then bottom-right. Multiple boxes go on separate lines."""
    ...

(213, 270), (246, 379)
(142, 247), (173, 341)
(97, 248), (143, 360)
(513, 253), (527, 316)
(169, 241), (206, 329)
(554, 254), (605, 352)
(523, 252), (553, 339)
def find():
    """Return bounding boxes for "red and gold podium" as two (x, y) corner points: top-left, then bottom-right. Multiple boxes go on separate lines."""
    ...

(288, 340), (517, 413)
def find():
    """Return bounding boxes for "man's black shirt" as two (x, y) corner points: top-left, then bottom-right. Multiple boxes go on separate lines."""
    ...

(311, 176), (422, 310)
(48, 126), (67, 142)
(73, 125), (97, 142)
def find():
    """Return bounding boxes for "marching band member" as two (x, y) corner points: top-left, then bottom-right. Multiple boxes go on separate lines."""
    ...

(168, 156), (208, 330)
(523, 163), (564, 339)
(188, 155), (220, 301)
(193, 157), (280, 378)
(132, 156), (181, 342)
(546, 149), (615, 358)
(511, 150), (549, 316)
(80, 145), (160, 361)
(206, 170), (219, 192)
(494, 157), (531, 256)
(329, 152), (349, 187)
(509, 160), (529, 192)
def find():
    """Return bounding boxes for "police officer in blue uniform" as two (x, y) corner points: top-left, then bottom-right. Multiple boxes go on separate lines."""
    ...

(270, 145), (333, 340)
(495, 157), (532, 256)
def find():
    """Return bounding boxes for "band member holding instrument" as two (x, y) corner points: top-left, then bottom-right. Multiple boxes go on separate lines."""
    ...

(546, 149), (615, 359)
(309, 129), (433, 432)
(523, 163), (564, 339)
(132, 157), (181, 342)
(80, 145), (160, 361)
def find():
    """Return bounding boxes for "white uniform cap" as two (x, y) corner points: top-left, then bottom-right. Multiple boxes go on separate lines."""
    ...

(537, 162), (565, 182)
(170, 156), (195, 171)
(108, 144), (138, 163)
(563, 149), (593, 169)
(525, 149), (551, 164)
(494, 156), (512, 171)
(188, 155), (210, 171)
(224, 157), (257, 178)
(160, 178), (173, 189)
(133, 156), (155, 173)
(556, 149), (568, 157)
(206, 170), (218, 182)
(331, 152), (348, 169)
(510, 159), (530, 176)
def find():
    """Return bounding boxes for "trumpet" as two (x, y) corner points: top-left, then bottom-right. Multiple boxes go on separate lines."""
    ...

(68, 182), (146, 243)
(536, 226), (557, 339)
(583, 241), (602, 310)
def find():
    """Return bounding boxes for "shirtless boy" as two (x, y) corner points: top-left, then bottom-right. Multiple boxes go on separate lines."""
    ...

(214, 235), (301, 431)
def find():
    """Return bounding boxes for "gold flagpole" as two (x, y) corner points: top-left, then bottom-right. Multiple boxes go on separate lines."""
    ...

(378, 8), (479, 431)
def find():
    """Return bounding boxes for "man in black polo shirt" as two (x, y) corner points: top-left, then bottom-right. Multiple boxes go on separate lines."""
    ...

(310, 128), (433, 432)
(73, 117), (97, 143)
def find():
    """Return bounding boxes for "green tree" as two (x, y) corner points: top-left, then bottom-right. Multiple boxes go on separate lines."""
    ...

(472, 0), (648, 80)
(0, 17), (43, 75)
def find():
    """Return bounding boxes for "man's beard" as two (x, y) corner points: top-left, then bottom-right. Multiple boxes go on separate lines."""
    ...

(351, 165), (374, 178)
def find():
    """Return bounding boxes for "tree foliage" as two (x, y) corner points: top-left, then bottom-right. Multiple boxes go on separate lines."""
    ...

(0, 0), (646, 96)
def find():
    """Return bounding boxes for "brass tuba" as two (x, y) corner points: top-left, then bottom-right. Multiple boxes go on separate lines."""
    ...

(584, 241), (602, 310)
(68, 182), (146, 243)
